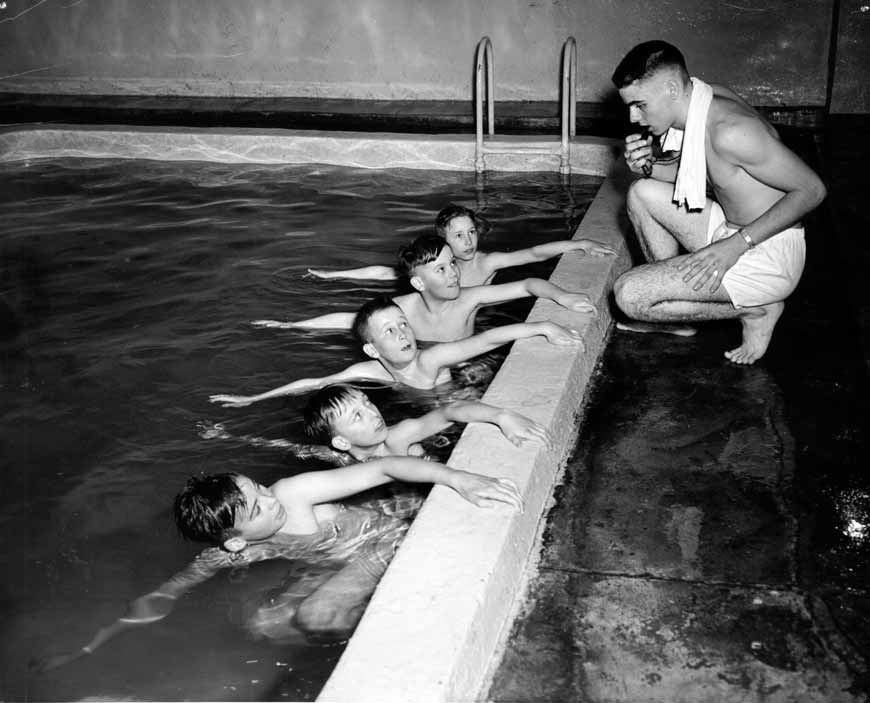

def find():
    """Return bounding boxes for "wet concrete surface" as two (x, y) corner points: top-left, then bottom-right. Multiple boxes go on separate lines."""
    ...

(488, 120), (870, 702)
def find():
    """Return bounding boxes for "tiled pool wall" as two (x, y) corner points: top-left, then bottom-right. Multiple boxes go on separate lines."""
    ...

(0, 125), (631, 702)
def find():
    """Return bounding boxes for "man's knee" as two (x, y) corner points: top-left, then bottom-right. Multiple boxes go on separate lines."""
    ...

(613, 270), (646, 318)
(626, 178), (661, 221)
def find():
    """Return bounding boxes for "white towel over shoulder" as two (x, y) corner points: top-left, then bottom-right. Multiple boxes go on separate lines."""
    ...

(661, 77), (713, 211)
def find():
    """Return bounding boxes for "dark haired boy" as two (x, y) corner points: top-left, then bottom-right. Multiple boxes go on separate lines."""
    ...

(36, 456), (521, 669)
(303, 383), (548, 461)
(306, 203), (613, 287)
(210, 295), (582, 407)
(255, 233), (599, 342)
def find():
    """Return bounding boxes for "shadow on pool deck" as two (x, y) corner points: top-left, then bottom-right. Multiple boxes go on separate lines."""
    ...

(487, 117), (870, 702)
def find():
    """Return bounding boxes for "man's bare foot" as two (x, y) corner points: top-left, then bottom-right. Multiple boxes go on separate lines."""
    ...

(616, 320), (697, 337)
(724, 301), (784, 365)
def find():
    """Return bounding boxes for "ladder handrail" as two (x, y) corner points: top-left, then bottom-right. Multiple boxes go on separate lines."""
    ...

(474, 36), (494, 172)
(474, 36), (576, 175)
(560, 37), (577, 174)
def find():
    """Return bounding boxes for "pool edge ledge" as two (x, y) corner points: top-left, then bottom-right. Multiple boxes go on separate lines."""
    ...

(318, 177), (631, 703)
(0, 124), (619, 174)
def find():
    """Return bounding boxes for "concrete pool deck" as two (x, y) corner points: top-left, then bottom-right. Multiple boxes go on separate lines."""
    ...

(485, 121), (870, 703)
(0, 125), (628, 702)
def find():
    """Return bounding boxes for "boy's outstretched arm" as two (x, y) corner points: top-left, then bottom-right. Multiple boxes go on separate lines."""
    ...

(483, 238), (616, 271)
(209, 361), (390, 408)
(305, 265), (398, 281)
(196, 421), (353, 466)
(32, 553), (224, 672)
(421, 320), (583, 375)
(463, 278), (598, 315)
(251, 311), (355, 330)
(446, 402), (550, 447)
(391, 401), (549, 448)
(277, 456), (523, 511)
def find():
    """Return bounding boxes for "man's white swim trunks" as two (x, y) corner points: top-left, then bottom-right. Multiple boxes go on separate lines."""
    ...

(707, 201), (806, 308)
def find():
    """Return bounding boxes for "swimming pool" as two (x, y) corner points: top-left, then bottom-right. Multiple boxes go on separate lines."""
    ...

(0, 153), (603, 701)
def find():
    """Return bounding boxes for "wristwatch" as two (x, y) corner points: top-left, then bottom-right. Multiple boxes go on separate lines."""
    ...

(737, 228), (755, 249)
(641, 159), (655, 178)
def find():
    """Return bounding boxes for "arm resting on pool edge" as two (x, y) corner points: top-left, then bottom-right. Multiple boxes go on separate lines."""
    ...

(390, 401), (550, 450)
(422, 321), (584, 374)
(483, 238), (616, 271)
(32, 551), (226, 672)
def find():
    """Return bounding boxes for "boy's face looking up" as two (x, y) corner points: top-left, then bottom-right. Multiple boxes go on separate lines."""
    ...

(411, 245), (461, 300)
(361, 305), (418, 365)
(230, 475), (287, 543)
(443, 215), (479, 262)
(328, 390), (389, 451)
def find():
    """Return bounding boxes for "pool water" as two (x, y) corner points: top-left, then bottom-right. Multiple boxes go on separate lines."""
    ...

(0, 156), (601, 701)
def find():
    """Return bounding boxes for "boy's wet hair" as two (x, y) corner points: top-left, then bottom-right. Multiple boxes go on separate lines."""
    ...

(174, 472), (244, 543)
(434, 204), (491, 240)
(611, 40), (688, 88)
(397, 234), (449, 278)
(303, 384), (363, 443)
(352, 294), (402, 344)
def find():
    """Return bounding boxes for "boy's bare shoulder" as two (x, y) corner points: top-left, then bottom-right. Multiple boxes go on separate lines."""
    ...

(353, 359), (395, 378)
(268, 477), (299, 505)
(394, 292), (421, 312)
(475, 250), (503, 270)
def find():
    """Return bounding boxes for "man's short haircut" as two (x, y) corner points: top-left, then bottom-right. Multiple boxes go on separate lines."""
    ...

(434, 204), (491, 240)
(174, 473), (243, 543)
(611, 40), (689, 88)
(303, 384), (362, 443)
(352, 294), (402, 344)
(397, 234), (449, 278)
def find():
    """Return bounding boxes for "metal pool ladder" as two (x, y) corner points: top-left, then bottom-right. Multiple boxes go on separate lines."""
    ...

(474, 36), (577, 175)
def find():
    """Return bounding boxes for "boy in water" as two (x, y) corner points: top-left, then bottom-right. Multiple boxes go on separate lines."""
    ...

(303, 383), (549, 462)
(36, 456), (521, 670)
(255, 233), (599, 342)
(307, 203), (614, 287)
(210, 295), (582, 407)
(201, 386), (548, 465)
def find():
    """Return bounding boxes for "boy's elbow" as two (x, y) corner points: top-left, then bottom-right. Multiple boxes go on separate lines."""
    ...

(444, 400), (470, 417)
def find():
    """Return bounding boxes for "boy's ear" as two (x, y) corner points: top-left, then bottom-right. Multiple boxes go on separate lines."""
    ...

(362, 342), (379, 359)
(222, 533), (248, 553)
(409, 275), (425, 292)
(331, 435), (351, 451)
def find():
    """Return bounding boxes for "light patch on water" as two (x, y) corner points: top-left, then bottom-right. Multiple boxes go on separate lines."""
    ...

(834, 487), (870, 545)
(844, 519), (867, 543)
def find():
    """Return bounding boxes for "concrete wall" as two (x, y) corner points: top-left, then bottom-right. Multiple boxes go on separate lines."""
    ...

(830, 0), (870, 113)
(0, 0), (838, 107)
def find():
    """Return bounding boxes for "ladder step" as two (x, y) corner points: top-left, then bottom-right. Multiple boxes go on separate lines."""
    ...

(481, 137), (563, 156)
(481, 145), (561, 155)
